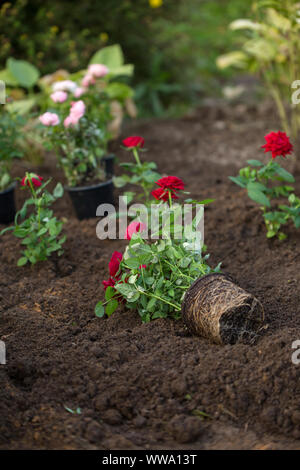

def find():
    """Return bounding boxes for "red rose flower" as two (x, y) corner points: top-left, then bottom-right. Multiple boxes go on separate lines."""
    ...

(156, 176), (185, 191)
(151, 187), (178, 202)
(152, 176), (184, 202)
(21, 174), (43, 188)
(261, 131), (293, 159)
(108, 251), (123, 277)
(122, 136), (145, 149)
(102, 277), (116, 291)
(125, 221), (147, 240)
(139, 264), (147, 270)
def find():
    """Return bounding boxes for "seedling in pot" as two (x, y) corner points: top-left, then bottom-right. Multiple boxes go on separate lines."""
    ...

(0, 173), (66, 266)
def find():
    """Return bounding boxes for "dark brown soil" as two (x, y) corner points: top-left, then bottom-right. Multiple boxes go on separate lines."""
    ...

(1, 103), (300, 450)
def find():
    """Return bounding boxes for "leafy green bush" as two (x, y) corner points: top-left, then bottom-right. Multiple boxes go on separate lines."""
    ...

(217, 0), (300, 139)
(0, 110), (24, 191)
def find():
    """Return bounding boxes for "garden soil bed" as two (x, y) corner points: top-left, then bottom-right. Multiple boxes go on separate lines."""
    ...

(1, 103), (300, 450)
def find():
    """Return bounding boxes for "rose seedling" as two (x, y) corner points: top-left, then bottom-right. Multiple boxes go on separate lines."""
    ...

(230, 131), (300, 239)
(0, 173), (66, 265)
(113, 136), (161, 204)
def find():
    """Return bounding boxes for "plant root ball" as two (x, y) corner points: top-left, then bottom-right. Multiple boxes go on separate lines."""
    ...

(182, 273), (264, 345)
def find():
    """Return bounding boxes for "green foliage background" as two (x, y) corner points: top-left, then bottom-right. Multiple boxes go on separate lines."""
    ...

(0, 0), (249, 115)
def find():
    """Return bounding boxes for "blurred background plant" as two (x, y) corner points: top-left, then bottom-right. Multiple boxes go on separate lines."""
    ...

(0, 110), (24, 191)
(217, 0), (300, 146)
(0, 0), (249, 117)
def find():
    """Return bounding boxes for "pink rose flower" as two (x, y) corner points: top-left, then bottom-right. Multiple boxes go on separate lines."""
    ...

(73, 87), (85, 98)
(81, 74), (96, 88)
(125, 221), (147, 240)
(50, 91), (68, 103)
(70, 100), (85, 118)
(64, 100), (86, 127)
(88, 64), (109, 78)
(39, 112), (60, 126)
(63, 115), (74, 128)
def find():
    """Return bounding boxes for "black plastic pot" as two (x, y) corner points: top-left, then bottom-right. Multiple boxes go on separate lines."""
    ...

(66, 180), (114, 220)
(0, 182), (16, 224)
(102, 154), (115, 179)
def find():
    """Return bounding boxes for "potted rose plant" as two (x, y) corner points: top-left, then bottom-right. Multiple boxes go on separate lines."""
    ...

(0, 110), (24, 223)
(41, 45), (136, 179)
(39, 96), (114, 219)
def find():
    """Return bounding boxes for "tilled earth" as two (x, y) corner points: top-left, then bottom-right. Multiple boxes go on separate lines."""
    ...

(0, 103), (300, 449)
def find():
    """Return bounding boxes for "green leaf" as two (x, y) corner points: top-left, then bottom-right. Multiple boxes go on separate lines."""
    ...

(128, 274), (138, 284)
(109, 64), (134, 77)
(142, 171), (161, 184)
(14, 227), (29, 238)
(105, 286), (116, 301)
(278, 232), (287, 241)
(247, 188), (270, 207)
(89, 44), (134, 77)
(127, 292), (140, 303)
(17, 257), (28, 267)
(7, 58), (40, 88)
(90, 44), (124, 67)
(247, 181), (267, 192)
(53, 183), (64, 198)
(247, 159), (264, 167)
(229, 176), (247, 188)
(37, 227), (47, 237)
(124, 258), (140, 269)
(294, 215), (300, 229)
(21, 237), (33, 245)
(95, 301), (105, 318)
(152, 312), (167, 319)
(0, 68), (18, 86)
(147, 297), (157, 311)
(179, 257), (191, 268)
(6, 98), (36, 115)
(195, 199), (215, 205)
(115, 283), (136, 298)
(112, 176), (128, 188)
(105, 82), (133, 101)
(106, 299), (119, 317)
(275, 167), (295, 183)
